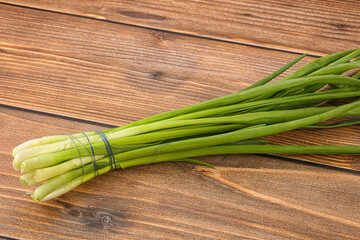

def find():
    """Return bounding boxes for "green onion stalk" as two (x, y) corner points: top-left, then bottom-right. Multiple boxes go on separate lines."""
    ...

(13, 49), (360, 202)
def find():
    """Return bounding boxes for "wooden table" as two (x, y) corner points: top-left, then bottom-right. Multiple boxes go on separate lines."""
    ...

(1, 1), (359, 239)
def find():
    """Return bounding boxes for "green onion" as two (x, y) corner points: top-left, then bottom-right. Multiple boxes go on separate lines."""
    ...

(12, 49), (360, 202)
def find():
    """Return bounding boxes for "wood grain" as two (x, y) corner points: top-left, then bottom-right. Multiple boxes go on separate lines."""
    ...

(2, 105), (360, 239)
(2, 0), (360, 54)
(0, 4), (358, 170)
(0, 4), (316, 126)
(263, 125), (360, 171)
(1, 3), (360, 239)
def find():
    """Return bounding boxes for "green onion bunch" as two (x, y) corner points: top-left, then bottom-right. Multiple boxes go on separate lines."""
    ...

(13, 49), (360, 202)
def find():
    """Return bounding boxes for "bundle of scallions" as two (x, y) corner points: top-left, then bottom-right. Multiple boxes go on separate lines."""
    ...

(13, 49), (360, 202)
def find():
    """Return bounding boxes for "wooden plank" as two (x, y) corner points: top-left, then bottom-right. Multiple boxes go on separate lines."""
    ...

(0, 4), (316, 126)
(2, 0), (360, 54)
(0, 5), (358, 171)
(2, 105), (360, 239)
(263, 124), (360, 171)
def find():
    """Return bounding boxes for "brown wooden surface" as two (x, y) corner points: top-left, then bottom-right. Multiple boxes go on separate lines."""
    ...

(2, 106), (360, 239)
(2, 0), (360, 54)
(1, 1), (360, 239)
(262, 124), (360, 171)
(0, 4), (317, 126)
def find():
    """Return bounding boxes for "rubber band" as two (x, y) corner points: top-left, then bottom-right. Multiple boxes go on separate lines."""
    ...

(123, 143), (169, 172)
(96, 131), (116, 171)
(68, 135), (85, 184)
(83, 132), (98, 177)
(142, 143), (168, 168)
(68, 133), (99, 182)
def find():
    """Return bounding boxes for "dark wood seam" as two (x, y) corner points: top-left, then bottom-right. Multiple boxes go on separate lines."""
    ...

(0, 104), (117, 129)
(0, 235), (19, 240)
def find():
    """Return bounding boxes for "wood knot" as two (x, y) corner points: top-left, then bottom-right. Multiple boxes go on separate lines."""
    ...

(151, 71), (163, 80)
(150, 31), (168, 42)
(55, 200), (127, 230)
(241, 13), (253, 17)
(68, 209), (81, 217)
(101, 215), (112, 224)
(331, 23), (347, 30)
